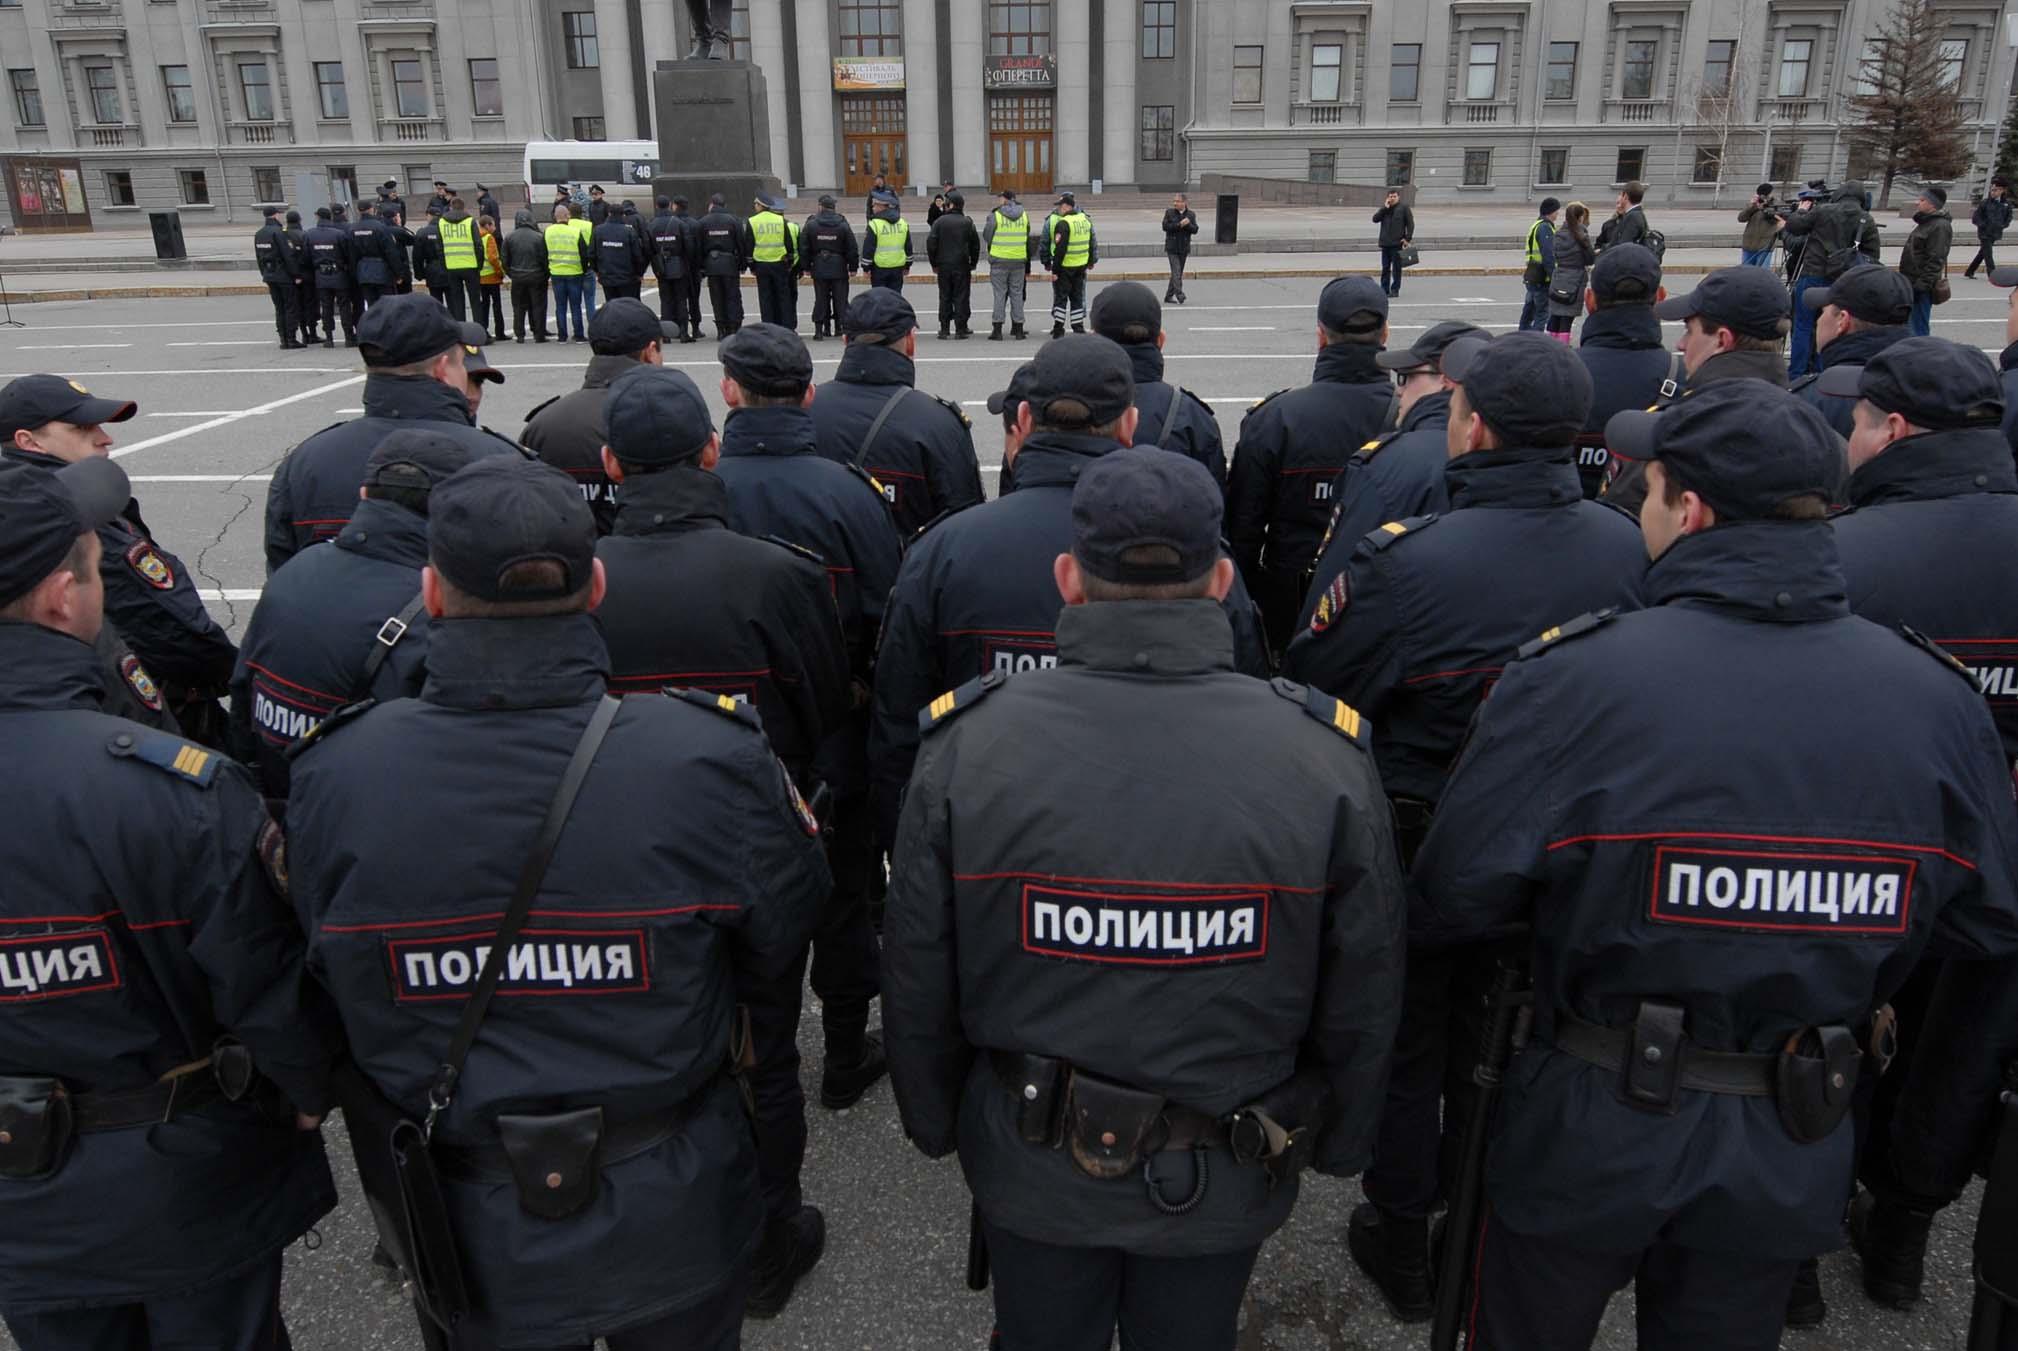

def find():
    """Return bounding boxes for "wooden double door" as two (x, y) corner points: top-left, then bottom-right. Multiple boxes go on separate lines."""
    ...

(842, 95), (907, 197)
(987, 93), (1053, 196)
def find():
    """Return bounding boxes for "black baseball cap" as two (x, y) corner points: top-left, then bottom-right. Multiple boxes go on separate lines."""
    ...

(1318, 277), (1389, 334)
(456, 323), (504, 385)
(1604, 382), (1843, 519)
(0, 456), (128, 608)
(1654, 267), (1791, 339)
(987, 361), (1040, 421)
(428, 457), (596, 602)
(720, 323), (815, 398)
(0, 375), (138, 439)
(1071, 447), (1222, 585)
(1814, 336), (2005, 430)
(1025, 334), (1135, 428)
(844, 288), (918, 342)
(604, 365), (715, 465)
(1089, 282), (1162, 344)
(1440, 332), (1594, 448)
(1801, 264), (1914, 325)
(357, 294), (466, 368)
(1374, 320), (1488, 373)
(588, 297), (679, 355)
(1591, 243), (1662, 304)
(362, 428), (475, 495)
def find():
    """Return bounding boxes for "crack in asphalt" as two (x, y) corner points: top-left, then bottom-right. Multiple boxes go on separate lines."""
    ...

(192, 452), (283, 630)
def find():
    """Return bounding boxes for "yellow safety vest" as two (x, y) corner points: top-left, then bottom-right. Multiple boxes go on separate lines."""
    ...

(989, 210), (1029, 262)
(439, 215), (479, 271)
(1057, 212), (1091, 269)
(751, 211), (789, 263)
(545, 222), (584, 276)
(1526, 218), (1548, 267)
(869, 217), (910, 269)
(570, 216), (595, 257)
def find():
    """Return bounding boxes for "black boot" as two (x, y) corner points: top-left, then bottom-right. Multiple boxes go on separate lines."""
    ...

(1784, 1255), (1826, 1327)
(939, 324), (951, 340)
(1070, 322), (1085, 334)
(1012, 322), (1027, 340)
(1050, 321), (1065, 338)
(1850, 1190), (1934, 1309)
(322, 333), (335, 348)
(956, 325), (971, 339)
(820, 1032), (888, 1110)
(746, 1206), (826, 1319)
(1347, 1202), (1433, 1323)
(989, 323), (1003, 341)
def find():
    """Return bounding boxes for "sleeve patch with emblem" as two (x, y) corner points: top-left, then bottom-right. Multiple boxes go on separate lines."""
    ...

(124, 539), (175, 590)
(257, 818), (289, 899)
(1309, 572), (1349, 634)
(782, 762), (821, 837)
(119, 654), (163, 711)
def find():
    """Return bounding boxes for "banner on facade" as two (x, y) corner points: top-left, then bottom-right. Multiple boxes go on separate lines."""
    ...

(1, 156), (92, 232)
(834, 56), (905, 91)
(984, 53), (1057, 90)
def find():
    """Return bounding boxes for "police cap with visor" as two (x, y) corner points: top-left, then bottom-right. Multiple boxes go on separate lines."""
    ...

(0, 456), (129, 608)
(428, 457), (596, 603)
(1605, 382), (1844, 520)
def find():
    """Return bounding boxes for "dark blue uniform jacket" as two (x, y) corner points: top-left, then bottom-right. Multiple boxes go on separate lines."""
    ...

(808, 343), (984, 538)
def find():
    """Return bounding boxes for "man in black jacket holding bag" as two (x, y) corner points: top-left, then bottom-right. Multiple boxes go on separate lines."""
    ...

(1373, 189), (1414, 297)
(1162, 193), (1198, 304)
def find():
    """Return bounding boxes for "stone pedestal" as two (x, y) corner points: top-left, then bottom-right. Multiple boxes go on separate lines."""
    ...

(651, 60), (782, 211)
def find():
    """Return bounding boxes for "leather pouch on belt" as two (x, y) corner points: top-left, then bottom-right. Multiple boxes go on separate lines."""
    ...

(0, 1077), (72, 1181)
(1066, 1072), (1165, 1182)
(1776, 1026), (1861, 1144)
(1009, 1053), (1066, 1146)
(497, 1107), (604, 1220)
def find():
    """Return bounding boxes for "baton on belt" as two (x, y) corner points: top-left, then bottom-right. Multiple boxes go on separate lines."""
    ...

(966, 1199), (990, 1291)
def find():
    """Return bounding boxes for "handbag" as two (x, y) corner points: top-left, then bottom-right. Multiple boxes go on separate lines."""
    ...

(1933, 271), (1953, 305)
(1396, 243), (1421, 269)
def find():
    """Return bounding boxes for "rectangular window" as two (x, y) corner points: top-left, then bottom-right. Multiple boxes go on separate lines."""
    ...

(314, 61), (348, 119)
(1853, 37), (1883, 96)
(237, 61), (274, 121)
(838, 0), (903, 58)
(988, 1), (1051, 57)
(8, 68), (42, 128)
(405, 165), (433, 199)
(1139, 103), (1173, 161)
(1467, 40), (1500, 100)
(563, 11), (600, 69)
(469, 57), (501, 116)
(105, 169), (134, 205)
(1463, 147), (1492, 187)
(573, 114), (605, 140)
(0, 0), (20, 8)
(85, 64), (121, 124)
(391, 58), (428, 118)
(1770, 142), (1802, 182)
(1310, 42), (1343, 102)
(1621, 38), (1657, 100)
(1616, 146), (1646, 183)
(1390, 43), (1421, 101)
(177, 168), (209, 205)
(1693, 144), (1722, 184)
(1232, 45), (1262, 104)
(729, 1), (751, 62)
(1140, 0), (1174, 60)
(1939, 39), (1967, 91)
(1538, 146), (1568, 185)
(1309, 149), (1336, 184)
(1385, 148), (1413, 186)
(1778, 38), (1812, 97)
(1703, 39), (1735, 96)
(252, 165), (282, 201)
(1546, 42), (1577, 100)
(162, 65), (196, 123)
(327, 164), (357, 204)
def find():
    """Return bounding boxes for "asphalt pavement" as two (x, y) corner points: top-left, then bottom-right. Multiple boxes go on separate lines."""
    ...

(0, 271), (2001, 1349)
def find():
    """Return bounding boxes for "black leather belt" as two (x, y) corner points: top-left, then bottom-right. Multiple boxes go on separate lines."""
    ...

(72, 1066), (228, 1132)
(433, 1100), (700, 1183)
(1551, 1010), (1776, 1097)
(987, 1049), (1228, 1151)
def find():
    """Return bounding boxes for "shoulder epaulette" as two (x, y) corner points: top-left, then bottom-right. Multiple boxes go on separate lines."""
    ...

(842, 461), (888, 501)
(521, 395), (561, 424)
(1356, 514), (1437, 554)
(1897, 625), (1979, 691)
(285, 699), (378, 759)
(918, 670), (1006, 735)
(927, 392), (973, 429)
(1269, 678), (1369, 747)
(1356, 429), (1402, 458)
(108, 729), (221, 786)
(1515, 608), (1619, 661)
(913, 500), (978, 540)
(669, 686), (766, 730)
(294, 420), (347, 448)
(1181, 388), (1217, 415)
(1244, 388), (1291, 416)
(764, 534), (826, 566)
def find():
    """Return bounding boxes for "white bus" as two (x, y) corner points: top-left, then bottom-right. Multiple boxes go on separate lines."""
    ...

(522, 140), (661, 209)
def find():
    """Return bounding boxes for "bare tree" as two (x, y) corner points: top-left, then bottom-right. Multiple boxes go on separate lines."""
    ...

(1847, 0), (1972, 208)
(1679, 0), (1757, 205)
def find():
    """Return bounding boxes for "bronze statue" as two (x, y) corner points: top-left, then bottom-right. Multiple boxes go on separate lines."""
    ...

(685, 0), (732, 60)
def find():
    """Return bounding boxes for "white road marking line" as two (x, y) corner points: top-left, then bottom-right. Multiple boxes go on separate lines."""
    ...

(133, 474), (275, 482)
(1190, 325), (1276, 332)
(16, 343), (132, 350)
(198, 589), (265, 601)
(110, 374), (366, 460)
(145, 411), (247, 418)
(166, 340), (292, 347)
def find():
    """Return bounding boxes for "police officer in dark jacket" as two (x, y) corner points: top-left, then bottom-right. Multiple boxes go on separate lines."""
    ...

(230, 430), (470, 801)
(1088, 283), (1226, 489)
(377, 179), (406, 227)
(647, 195), (697, 339)
(1575, 244), (1674, 498)
(925, 190), (981, 339)
(253, 206), (305, 350)
(1229, 277), (1397, 649)
(303, 206), (356, 347)
(265, 295), (524, 573)
(287, 454), (827, 1348)
(283, 210), (317, 343)
(0, 453), (336, 1351)
(1414, 381), (2018, 1350)
(592, 206), (649, 301)
(411, 206), (454, 305)
(884, 447), (1406, 1351)
(697, 193), (751, 338)
(1993, 267), (2018, 455)
(870, 335), (1273, 850)
(802, 194), (859, 340)
(521, 299), (676, 533)
(807, 290), (982, 537)
(346, 200), (403, 314)
(1792, 264), (1915, 442)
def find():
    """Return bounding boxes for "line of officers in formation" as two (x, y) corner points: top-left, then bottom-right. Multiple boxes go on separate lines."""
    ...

(4, 236), (2018, 1350)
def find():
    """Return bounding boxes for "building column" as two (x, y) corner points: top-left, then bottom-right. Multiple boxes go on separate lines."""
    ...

(949, 0), (986, 186)
(795, 0), (837, 189)
(902, 0), (941, 193)
(639, 0), (679, 70)
(749, 0), (791, 183)
(1056, 0), (1091, 187)
(592, 0), (639, 137)
(1101, 0), (1135, 187)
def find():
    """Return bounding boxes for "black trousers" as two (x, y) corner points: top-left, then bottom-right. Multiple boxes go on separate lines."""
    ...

(1361, 943), (1490, 1219)
(1968, 238), (2000, 276)
(867, 265), (906, 293)
(414, 1269), (749, 1351)
(264, 280), (300, 341)
(811, 275), (849, 332)
(680, 272), (703, 330)
(753, 261), (797, 328)
(510, 278), (548, 338)
(293, 282), (315, 338)
(705, 273), (744, 332)
(356, 283), (388, 315)
(1380, 246), (1405, 294)
(5, 1253), (289, 1351)
(602, 279), (642, 301)
(316, 288), (354, 339)
(984, 1220), (1262, 1351)
(936, 268), (972, 331)
(1050, 267), (1088, 327)
(656, 275), (693, 328)
(812, 791), (882, 1059)
(479, 282), (505, 335)
(442, 272), (482, 321)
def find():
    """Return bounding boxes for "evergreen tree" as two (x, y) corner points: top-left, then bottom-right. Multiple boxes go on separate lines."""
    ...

(1847, 0), (1971, 208)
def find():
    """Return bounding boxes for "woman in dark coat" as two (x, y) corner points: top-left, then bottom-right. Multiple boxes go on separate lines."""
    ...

(1548, 202), (1596, 341)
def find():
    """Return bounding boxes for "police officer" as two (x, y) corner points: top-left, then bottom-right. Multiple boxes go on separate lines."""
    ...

(647, 195), (697, 339)
(1041, 191), (1097, 337)
(1228, 276), (1397, 650)
(437, 196), (484, 321)
(1088, 282), (1226, 489)
(253, 205), (305, 350)
(265, 294), (523, 573)
(411, 204), (453, 309)
(458, 321), (507, 428)
(807, 289), (982, 537)
(982, 187), (1035, 341)
(282, 209), (318, 344)
(870, 335), (1272, 849)
(883, 447), (1406, 1351)
(1993, 267), (2018, 454)
(748, 193), (800, 329)
(2, 375), (238, 745)
(1574, 243), (1673, 499)
(925, 190), (980, 340)
(1282, 334), (1647, 1322)
(864, 191), (912, 294)
(522, 298), (676, 533)
(1413, 380), (2018, 1350)
(592, 199), (649, 302)
(801, 193), (858, 341)
(0, 452), (337, 1351)
(303, 205), (356, 347)
(231, 430), (470, 801)
(697, 192), (751, 338)
(1792, 264), (1915, 441)
(286, 454), (827, 1348)
(426, 178), (451, 217)
(347, 200), (405, 316)
(377, 178), (406, 227)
